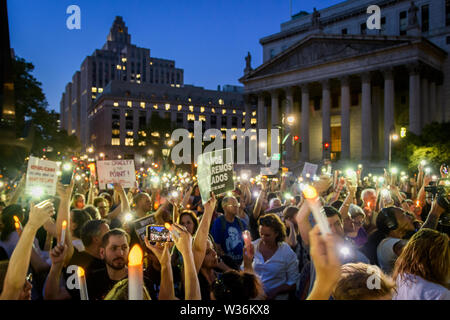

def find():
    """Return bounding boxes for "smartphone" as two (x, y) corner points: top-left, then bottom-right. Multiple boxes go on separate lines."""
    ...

(60, 162), (74, 185)
(146, 225), (173, 242)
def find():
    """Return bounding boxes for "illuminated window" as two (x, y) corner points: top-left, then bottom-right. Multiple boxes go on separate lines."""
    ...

(211, 108), (215, 113)
(140, 102), (145, 108)
(111, 138), (120, 145)
(199, 115), (206, 122)
(187, 114), (195, 121)
(113, 102), (119, 107)
(126, 131), (133, 137)
(136, 74), (141, 79)
(138, 141), (146, 146)
(139, 131), (147, 137)
(252, 111), (256, 116)
(233, 109), (236, 114)
(91, 87), (97, 93)
(251, 118), (257, 124)
(165, 104), (170, 110)
(149, 61), (153, 65)
(125, 138), (134, 146)
(243, 111), (246, 116)
(188, 98), (192, 102)
(222, 109), (226, 115)
(123, 66), (126, 70)
(98, 88), (103, 93)
(112, 129), (120, 135)
(219, 99), (224, 105)
(92, 95), (96, 99)
(122, 57), (127, 63)
(176, 84), (180, 88)
(200, 106), (205, 113)
(178, 105), (182, 111)
(153, 104), (158, 110)
(117, 65), (122, 70)
(151, 132), (160, 137)
(127, 101), (132, 107)
(189, 105), (194, 112)
(165, 133), (170, 138)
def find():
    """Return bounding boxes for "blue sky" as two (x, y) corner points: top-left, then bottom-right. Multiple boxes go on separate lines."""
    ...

(8, 0), (342, 112)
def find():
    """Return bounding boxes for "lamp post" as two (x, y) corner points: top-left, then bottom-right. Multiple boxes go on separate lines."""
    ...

(388, 133), (399, 170)
(274, 113), (295, 169)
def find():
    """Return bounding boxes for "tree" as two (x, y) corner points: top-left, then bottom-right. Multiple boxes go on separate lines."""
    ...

(0, 57), (80, 178)
(392, 122), (450, 173)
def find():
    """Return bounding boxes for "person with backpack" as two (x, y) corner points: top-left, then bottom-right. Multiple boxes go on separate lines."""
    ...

(210, 196), (248, 270)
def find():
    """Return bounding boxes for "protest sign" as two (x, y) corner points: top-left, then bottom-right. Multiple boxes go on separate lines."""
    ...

(25, 156), (59, 197)
(301, 162), (318, 179)
(97, 160), (136, 189)
(133, 215), (157, 245)
(197, 148), (234, 204)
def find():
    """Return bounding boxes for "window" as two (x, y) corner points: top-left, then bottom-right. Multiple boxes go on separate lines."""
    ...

(314, 97), (321, 111)
(447, 0), (450, 26)
(176, 113), (183, 123)
(221, 117), (227, 126)
(421, 5), (429, 32)
(360, 23), (367, 34)
(399, 11), (407, 35)
(153, 104), (158, 110)
(127, 101), (132, 107)
(251, 118), (257, 125)
(200, 106), (205, 113)
(222, 109), (226, 115)
(140, 102), (145, 108)
(165, 104), (170, 111)
(178, 105), (182, 111)
(341, 28), (348, 35)
(125, 138), (134, 146)
(219, 99), (224, 105)
(113, 102), (119, 107)
(111, 138), (120, 146)
(187, 114), (195, 121)
(91, 87), (97, 93)
(232, 117), (237, 127)
(199, 115), (206, 122)
(189, 105), (194, 112)
(211, 108), (215, 113)
(112, 129), (120, 136)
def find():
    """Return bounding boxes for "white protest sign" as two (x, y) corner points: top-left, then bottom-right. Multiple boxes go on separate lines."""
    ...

(26, 156), (58, 197)
(197, 148), (234, 204)
(301, 162), (318, 179)
(97, 160), (136, 189)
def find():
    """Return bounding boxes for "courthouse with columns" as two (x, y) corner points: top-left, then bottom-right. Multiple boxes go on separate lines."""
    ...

(240, 0), (450, 170)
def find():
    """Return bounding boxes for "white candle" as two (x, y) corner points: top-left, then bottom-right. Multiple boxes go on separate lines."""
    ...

(128, 244), (143, 300)
(77, 267), (89, 300)
(302, 185), (331, 237)
(60, 220), (67, 245)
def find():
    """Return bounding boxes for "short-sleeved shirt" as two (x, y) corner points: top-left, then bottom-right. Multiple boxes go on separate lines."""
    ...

(210, 216), (247, 267)
(394, 273), (450, 300)
(252, 239), (299, 300)
(377, 237), (401, 275)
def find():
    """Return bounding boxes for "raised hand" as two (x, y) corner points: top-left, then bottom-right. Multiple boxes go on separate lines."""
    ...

(56, 180), (74, 200)
(203, 192), (217, 215)
(170, 223), (193, 256)
(49, 244), (68, 266)
(144, 238), (171, 266)
(27, 200), (55, 231)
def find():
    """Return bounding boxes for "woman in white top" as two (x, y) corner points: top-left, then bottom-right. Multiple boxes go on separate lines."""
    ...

(392, 228), (450, 300)
(248, 213), (299, 300)
(70, 209), (92, 252)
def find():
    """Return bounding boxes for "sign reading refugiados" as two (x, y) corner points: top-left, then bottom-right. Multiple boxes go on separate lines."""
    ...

(25, 156), (59, 197)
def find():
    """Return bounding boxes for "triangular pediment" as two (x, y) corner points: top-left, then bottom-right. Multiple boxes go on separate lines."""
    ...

(241, 34), (415, 81)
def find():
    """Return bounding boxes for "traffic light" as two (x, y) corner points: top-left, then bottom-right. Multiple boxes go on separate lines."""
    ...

(323, 142), (330, 150)
(293, 135), (299, 142)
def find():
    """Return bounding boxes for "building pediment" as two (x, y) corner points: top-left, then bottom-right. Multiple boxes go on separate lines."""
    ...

(241, 34), (418, 82)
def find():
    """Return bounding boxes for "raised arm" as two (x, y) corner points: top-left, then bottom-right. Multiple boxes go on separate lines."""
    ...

(107, 183), (130, 222)
(295, 201), (313, 247)
(172, 223), (201, 300)
(55, 181), (75, 266)
(0, 200), (55, 300)
(339, 179), (356, 236)
(181, 185), (193, 209)
(192, 193), (216, 273)
(86, 175), (97, 206)
(44, 244), (71, 300)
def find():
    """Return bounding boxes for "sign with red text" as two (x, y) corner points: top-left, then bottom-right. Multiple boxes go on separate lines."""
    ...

(97, 160), (136, 189)
(25, 156), (59, 196)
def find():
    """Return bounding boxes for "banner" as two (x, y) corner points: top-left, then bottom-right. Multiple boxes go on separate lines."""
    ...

(97, 160), (136, 189)
(301, 162), (318, 179)
(197, 148), (234, 204)
(25, 156), (59, 196)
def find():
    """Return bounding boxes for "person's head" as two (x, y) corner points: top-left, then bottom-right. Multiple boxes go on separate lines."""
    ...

(0, 204), (24, 241)
(100, 228), (130, 270)
(376, 207), (415, 239)
(268, 197), (282, 210)
(283, 206), (299, 222)
(267, 192), (278, 203)
(178, 210), (199, 235)
(333, 263), (395, 300)
(94, 197), (109, 218)
(134, 192), (152, 213)
(80, 219), (110, 249)
(70, 209), (92, 239)
(348, 204), (365, 230)
(104, 279), (151, 300)
(211, 270), (264, 300)
(202, 238), (219, 270)
(99, 192), (113, 208)
(361, 188), (377, 208)
(258, 213), (286, 245)
(323, 206), (345, 239)
(72, 193), (85, 209)
(83, 205), (101, 220)
(222, 196), (239, 217)
(193, 185), (200, 196)
(393, 228), (449, 287)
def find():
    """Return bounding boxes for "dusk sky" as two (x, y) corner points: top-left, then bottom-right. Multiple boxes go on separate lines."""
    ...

(8, 0), (342, 112)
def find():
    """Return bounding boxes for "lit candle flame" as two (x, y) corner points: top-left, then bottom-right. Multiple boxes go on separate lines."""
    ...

(77, 266), (85, 277)
(128, 245), (143, 267)
(13, 216), (20, 223)
(14, 222), (20, 230)
(416, 200), (420, 207)
(302, 185), (318, 199)
(62, 220), (67, 229)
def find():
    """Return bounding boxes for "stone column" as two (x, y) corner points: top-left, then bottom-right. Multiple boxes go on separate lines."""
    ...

(244, 95), (252, 130)
(409, 65), (421, 135)
(383, 68), (395, 162)
(361, 73), (372, 160)
(340, 76), (351, 160)
(421, 77), (429, 128)
(429, 80), (436, 123)
(321, 80), (331, 160)
(300, 84), (310, 162)
(257, 94), (265, 130)
(271, 91), (279, 128)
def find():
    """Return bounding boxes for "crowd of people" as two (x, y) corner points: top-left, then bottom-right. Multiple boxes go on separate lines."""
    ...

(0, 160), (448, 300)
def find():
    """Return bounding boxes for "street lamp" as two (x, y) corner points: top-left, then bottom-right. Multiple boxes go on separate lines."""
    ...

(87, 147), (94, 154)
(99, 152), (105, 160)
(388, 133), (399, 170)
